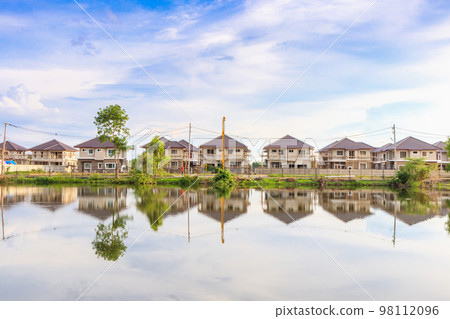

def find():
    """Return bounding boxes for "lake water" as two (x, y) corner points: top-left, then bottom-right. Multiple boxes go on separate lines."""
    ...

(1, 186), (449, 301)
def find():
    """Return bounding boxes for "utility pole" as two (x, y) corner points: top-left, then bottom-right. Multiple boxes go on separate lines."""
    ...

(188, 123), (191, 175)
(221, 117), (226, 169)
(393, 124), (397, 172)
(1, 123), (7, 178)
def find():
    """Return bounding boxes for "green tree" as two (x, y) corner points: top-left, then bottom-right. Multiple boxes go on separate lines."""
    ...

(390, 158), (436, 189)
(141, 136), (168, 176)
(94, 104), (130, 178)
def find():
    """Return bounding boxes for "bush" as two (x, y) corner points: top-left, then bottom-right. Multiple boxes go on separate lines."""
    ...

(389, 158), (435, 189)
(130, 170), (154, 185)
(213, 168), (235, 191)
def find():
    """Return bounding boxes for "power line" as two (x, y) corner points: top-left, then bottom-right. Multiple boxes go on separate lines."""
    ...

(8, 124), (92, 139)
(396, 127), (449, 138)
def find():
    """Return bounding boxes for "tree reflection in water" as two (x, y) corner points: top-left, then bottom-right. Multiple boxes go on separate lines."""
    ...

(92, 214), (131, 261)
(134, 187), (169, 231)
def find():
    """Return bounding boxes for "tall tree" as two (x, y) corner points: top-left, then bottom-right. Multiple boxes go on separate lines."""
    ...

(94, 105), (130, 178)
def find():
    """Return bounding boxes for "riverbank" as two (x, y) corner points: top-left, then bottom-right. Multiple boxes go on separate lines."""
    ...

(0, 173), (395, 189)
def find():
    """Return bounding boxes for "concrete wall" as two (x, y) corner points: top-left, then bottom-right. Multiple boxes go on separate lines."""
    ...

(3, 164), (72, 173)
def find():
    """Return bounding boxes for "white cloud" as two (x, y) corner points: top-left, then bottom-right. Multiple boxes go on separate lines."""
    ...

(0, 84), (48, 114)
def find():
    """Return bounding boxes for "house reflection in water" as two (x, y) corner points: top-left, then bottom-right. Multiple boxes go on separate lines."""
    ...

(155, 187), (199, 216)
(198, 189), (250, 223)
(371, 190), (448, 226)
(0, 187), (28, 207)
(77, 187), (127, 220)
(263, 189), (314, 224)
(319, 189), (373, 222)
(30, 187), (77, 212)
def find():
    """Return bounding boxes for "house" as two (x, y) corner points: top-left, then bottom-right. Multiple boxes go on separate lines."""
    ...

(319, 138), (375, 169)
(199, 135), (250, 171)
(262, 135), (315, 169)
(29, 139), (77, 171)
(74, 137), (127, 173)
(434, 141), (449, 170)
(140, 137), (199, 172)
(371, 136), (441, 170)
(0, 141), (28, 164)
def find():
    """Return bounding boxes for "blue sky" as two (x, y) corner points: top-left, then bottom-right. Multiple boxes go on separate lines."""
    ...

(1, 0), (450, 156)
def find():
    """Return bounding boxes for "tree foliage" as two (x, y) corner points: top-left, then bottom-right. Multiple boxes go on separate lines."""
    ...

(213, 168), (236, 192)
(445, 138), (450, 172)
(390, 158), (436, 189)
(94, 104), (130, 178)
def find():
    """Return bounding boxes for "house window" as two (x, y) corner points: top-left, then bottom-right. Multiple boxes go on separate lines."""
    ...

(98, 163), (104, 169)
(105, 163), (116, 169)
(429, 152), (433, 154)
(349, 151), (355, 158)
(360, 151), (366, 155)
(422, 152), (427, 156)
(413, 151), (418, 154)
(207, 149), (215, 154)
(171, 149), (177, 155)
(336, 150), (344, 156)
(170, 161), (178, 168)
(400, 151), (407, 158)
(97, 149), (102, 152)
(272, 149), (277, 153)
(107, 149), (114, 157)
(228, 149), (233, 154)
(84, 163), (92, 169)
(88, 149), (94, 154)
(298, 150), (303, 155)
(289, 164), (295, 168)
(288, 149), (294, 153)
(279, 150), (284, 155)
(360, 163), (367, 169)
(236, 149), (241, 153)
(82, 149), (86, 152)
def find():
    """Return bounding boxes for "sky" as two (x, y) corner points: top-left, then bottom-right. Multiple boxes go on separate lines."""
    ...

(1, 0), (450, 159)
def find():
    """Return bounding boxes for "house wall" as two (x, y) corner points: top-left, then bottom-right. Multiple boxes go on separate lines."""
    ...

(31, 150), (77, 168)
(200, 147), (249, 168)
(264, 148), (315, 168)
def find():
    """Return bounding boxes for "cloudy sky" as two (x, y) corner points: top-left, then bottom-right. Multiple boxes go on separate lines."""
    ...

(1, 0), (450, 157)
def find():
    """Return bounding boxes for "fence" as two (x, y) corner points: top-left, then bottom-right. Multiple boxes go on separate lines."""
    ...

(3, 164), (72, 173)
(254, 168), (396, 179)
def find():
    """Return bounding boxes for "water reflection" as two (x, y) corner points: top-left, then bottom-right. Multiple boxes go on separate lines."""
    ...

(320, 190), (373, 223)
(135, 187), (170, 231)
(85, 187), (132, 261)
(77, 187), (127, 220)
(198, 189), (250, 223)
(30, 187), (76, 212)
(263, 189), (314, 224)
(2, 185), (450, 300)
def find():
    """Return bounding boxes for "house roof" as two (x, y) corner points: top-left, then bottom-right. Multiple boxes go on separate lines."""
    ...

(29, 139), (77, 152)
(199, 134), (249, 150)
(434, 141), (448, 153)
(371, 143), (393, 153)
(141, 137), (169, 149)
(74, 137), (116, 149)
(320, 138), (375, 152)
(164, 140), (186, 149)
(263, 135), (314, 150)
(0, 141), (27, 151)
(383, 136), (440, 151)
(178, 139), (198, 151)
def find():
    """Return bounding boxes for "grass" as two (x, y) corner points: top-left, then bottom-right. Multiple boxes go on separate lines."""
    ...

(0, 173), (394, 189)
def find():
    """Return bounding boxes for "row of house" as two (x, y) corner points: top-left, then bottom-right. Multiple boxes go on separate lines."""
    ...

(1, 134), (449, 172)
